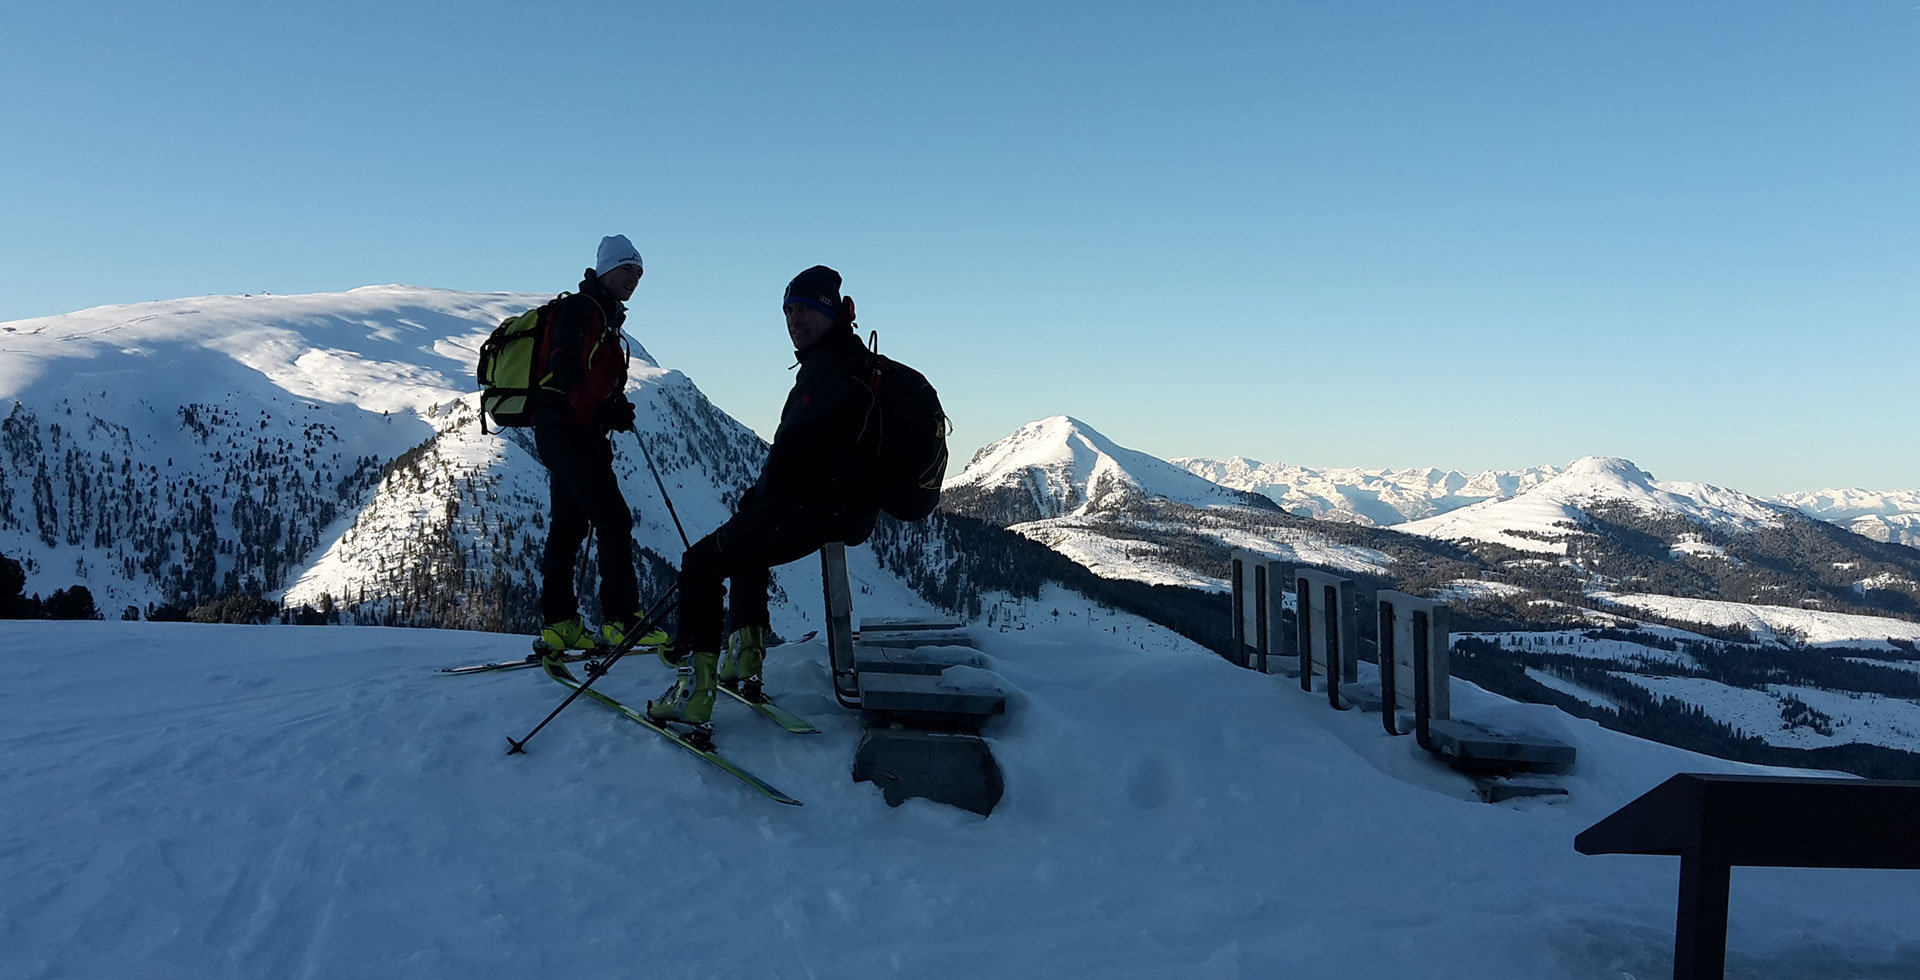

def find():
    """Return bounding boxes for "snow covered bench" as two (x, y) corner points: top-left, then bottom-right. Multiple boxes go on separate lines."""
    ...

(1227, 562), (1575, 796)
(1575, 773), (1920, 980)
(1228, 551), (1289, 674)
(820, 544), (1007, 815)
(1376, 590), (1575, 784)
(1295, 569), (1376, 711)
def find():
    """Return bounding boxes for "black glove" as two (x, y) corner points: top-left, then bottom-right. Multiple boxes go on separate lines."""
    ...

(595, 396), (636, 432)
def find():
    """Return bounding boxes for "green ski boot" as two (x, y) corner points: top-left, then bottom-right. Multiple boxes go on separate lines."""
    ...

(647, 650), (719, 731)
(599, 611), (671, 652)
(534, 616), (604, 657)
(720, 625), (768, 698)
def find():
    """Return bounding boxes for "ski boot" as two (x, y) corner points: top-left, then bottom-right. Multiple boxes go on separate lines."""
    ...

(599, 611), (671, 653)
(532, 616), (604, 661)
(647, 649), (720, 746)
(719, 625), (768, 701)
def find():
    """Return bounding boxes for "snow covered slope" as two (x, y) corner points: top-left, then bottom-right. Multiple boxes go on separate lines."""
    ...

(1594, 593), (1920, 649)
(5, 616), (1916, 979)
(0, 286), (542, 610)
(1175, 456), (1562, 526)
(0, 286), (937, 629)
(1008, 510), (1393, 591)
(1777, 488), (1920, 548)
(943, 415), (1280, 524)
(1462, 628), (1920, 763)
(1397, 456), (1788, 554)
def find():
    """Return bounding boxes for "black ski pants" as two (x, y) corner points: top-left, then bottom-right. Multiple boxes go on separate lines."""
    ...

(535, 426), (638, 625)
(676, 494), (875, 655)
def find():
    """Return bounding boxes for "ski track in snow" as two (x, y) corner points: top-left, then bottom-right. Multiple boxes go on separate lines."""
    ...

(4, 616), (1918, 979)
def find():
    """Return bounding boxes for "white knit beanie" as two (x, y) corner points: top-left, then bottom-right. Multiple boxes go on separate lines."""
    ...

(595, 235), (644, 277)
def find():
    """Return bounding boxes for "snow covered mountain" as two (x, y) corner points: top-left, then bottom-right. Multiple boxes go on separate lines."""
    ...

(939, 417), (1414, 590)
(1396, 456), (1789, 555)
(1776, 488), (1920, 548)
(1379, 457), (1920, 651)
(7, 616), (1918, 978)
(943, 415), (1281, 524)
(1174, 456), (1562, 526)
(0, 286), (942, 629)
(1174, 453), (1920, 560)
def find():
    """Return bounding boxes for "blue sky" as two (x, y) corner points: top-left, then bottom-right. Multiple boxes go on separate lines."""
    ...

(3, 1), (1915, 494)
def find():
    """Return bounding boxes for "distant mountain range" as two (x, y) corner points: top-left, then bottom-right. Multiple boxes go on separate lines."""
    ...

(940, 417), (1920, 649)
(1394, 455), (1787, 554)
(1171, 456), (1562, 526)
(1175, 454), (1920, 548)
(1775, 488), (1920, 548)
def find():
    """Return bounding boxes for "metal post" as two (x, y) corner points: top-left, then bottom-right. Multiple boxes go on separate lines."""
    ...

(1295, 576), (1312, 692)
(1378, 601), (1400, 735)
(1672, 851), (1731, 980)
(821, 543), (859, 709)
(1412, 610), (1434, 752)
(1323, 584), (1345, 710)
(1252, 564), (1269, 673)
(1229, 557), (1245, 665)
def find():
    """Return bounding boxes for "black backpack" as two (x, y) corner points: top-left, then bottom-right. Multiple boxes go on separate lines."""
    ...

(862, 332), (949, 522)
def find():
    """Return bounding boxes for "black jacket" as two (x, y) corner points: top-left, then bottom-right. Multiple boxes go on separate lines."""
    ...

(531, 273), (628, 428)
(740, 326), (882, 540)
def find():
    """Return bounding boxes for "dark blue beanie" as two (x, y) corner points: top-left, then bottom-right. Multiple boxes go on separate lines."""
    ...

(782, 265), (842, 320)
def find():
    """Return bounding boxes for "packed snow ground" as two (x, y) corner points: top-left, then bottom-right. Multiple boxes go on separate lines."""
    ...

(6, 612), (1918, 980)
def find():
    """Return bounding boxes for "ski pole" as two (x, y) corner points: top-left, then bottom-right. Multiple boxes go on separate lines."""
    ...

(506, 582), (679, 755)
(631, 429), (692, 550)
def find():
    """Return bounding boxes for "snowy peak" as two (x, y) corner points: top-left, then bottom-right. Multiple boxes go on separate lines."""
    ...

(945, 416), (1278, 525)
(1559, 455), (1653, 482)
(1398, 455), (1789, 553)
(1172, 455), (1562, 526)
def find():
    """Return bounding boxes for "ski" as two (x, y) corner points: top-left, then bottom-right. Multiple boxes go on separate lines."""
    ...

(537, 657), (802, 807)
(440, 629), (817, 678)
(437, 647), (603, 675)
(719, 682), (821, 734)
(714, 630), (820, 734)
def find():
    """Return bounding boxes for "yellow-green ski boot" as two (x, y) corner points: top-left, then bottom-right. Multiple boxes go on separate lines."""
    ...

(533, 616), (604, 659)
(647, 650), (719, 736)
(719, 625), (768, 700)
(599, 611), (671, 652)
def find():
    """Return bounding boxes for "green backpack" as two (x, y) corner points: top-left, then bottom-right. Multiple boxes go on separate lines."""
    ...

(475, 294), (565, 433)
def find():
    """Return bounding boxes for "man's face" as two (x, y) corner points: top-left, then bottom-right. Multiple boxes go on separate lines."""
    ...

(784, 303), (834, 351)
(602, 264), (642, 301)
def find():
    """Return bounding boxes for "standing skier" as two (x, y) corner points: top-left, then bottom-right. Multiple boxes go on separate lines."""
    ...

(531, 235), (667, 655)
(647, 265), (882, 733)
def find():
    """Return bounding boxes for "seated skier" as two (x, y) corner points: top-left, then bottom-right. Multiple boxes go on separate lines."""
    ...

(647, 265), (883, 734)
